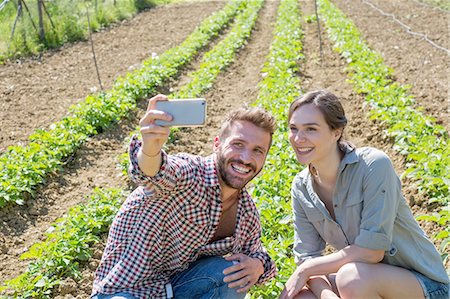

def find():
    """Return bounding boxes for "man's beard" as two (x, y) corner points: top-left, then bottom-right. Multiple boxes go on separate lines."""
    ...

(216, 153), (260, 190)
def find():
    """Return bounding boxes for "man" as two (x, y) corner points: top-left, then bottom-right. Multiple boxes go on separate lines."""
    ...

(92, 94), (277, 299)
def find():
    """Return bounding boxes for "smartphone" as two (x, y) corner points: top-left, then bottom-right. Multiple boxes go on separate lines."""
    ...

(155, 98), (207, 127)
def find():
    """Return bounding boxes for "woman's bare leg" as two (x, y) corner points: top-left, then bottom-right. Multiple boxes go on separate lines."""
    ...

(336, 262), (424, 299)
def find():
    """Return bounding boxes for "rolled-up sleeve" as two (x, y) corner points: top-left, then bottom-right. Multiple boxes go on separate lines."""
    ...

(354, 151), (400, 250)
(127, 135), (196, 191)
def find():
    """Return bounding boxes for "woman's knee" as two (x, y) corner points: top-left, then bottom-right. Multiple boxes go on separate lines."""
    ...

(336, 262), (374, 298)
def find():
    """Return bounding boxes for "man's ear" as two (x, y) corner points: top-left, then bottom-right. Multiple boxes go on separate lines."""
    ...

(213, 136), (220, 152)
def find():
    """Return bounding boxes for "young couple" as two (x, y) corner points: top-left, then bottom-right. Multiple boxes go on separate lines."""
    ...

(91, 91), (449, 299)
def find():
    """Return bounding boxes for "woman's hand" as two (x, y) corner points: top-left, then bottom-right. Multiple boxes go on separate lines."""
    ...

(279, 265), (309, 299)
(223, 253), (264, 293)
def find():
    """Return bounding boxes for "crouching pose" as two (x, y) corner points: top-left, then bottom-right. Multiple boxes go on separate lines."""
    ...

(92, 94), (277, 299)
(280, 90), (449, 299)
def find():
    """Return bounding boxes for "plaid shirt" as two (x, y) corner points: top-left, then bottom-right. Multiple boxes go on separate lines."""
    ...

(92, 136), (276, 298)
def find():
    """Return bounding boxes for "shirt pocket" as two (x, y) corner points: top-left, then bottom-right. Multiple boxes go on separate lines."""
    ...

(180, 203), (210, 247)
(345, 195), (364, 217)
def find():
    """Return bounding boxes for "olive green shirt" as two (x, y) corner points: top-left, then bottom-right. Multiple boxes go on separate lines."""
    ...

(292, 146), (449, 284)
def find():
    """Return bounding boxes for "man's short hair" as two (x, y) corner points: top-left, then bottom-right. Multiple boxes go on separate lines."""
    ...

(219, 106), (277, 147)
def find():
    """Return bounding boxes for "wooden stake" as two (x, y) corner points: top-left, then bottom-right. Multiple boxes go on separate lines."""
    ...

(314, 0), (324, 63)
(87, 8), (103, 91)
(37, 0), (45, 42)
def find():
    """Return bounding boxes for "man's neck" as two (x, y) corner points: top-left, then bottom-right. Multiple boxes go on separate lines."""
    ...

(221, 188), (239, 210)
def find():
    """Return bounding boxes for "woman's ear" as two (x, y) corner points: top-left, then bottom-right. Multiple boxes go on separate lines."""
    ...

(334, 128), (343, 140)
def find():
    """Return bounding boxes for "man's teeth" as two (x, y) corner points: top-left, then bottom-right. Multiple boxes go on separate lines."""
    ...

(232, 164), (251, 174)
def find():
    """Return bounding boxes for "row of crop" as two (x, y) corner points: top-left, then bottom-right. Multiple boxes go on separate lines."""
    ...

(0, 0), (246, 209)
(0, 0), (165, 62)
(0, 1), (266, 297)
(0, 188), (126, 298)
(317, 0), (449, 265)
(248, 0), (303, 297)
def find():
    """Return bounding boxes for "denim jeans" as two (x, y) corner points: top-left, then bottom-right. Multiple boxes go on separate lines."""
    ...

(93, 256), (247, 299)
(93, 293), (137, 299)
(411, 270), (449, 299)
(169, 256), (248, 299)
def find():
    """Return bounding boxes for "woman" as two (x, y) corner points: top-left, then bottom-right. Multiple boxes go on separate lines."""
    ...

(280, 90), (449, 299)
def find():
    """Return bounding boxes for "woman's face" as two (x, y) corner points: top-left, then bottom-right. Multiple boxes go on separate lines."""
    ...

(288, 103), (341, 166)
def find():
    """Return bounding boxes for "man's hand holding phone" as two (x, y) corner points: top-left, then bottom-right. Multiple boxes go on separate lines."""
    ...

(137, 94), (172, 177)
(137, 94), (207, 176)
(139, 94), (173, 158)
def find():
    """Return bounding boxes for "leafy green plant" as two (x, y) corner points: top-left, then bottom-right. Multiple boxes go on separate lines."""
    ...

(0, 188), (126, 298)
(248, 0), (304, 297)
(118, 0), (265, 174)
(0, 0), (244, 208)
(317, 0), (450, 264)
(317, 0), (450, 205)
(0, 0), (161, 61)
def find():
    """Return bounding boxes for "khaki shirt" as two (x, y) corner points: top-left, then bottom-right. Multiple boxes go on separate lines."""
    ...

(292, 146), (449, 284)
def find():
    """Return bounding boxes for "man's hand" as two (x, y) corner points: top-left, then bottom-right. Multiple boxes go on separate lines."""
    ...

(139, 94), (172, 156)
(137, 94), (172, 177)
(223, 253), (264, 293)
(279, 265), (309, 299)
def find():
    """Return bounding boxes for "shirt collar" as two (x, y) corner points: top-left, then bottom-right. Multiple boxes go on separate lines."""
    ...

(337, 143), (359, 173)
(204, 154), (220, 187)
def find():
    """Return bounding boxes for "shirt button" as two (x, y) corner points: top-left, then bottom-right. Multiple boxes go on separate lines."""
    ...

(334, 204), (338, 208)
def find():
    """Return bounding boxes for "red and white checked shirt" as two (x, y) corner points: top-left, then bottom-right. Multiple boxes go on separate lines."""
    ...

(91, 136), (276, 298)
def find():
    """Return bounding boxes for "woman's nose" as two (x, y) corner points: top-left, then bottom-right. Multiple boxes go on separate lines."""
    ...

(294, 131), (306, 142)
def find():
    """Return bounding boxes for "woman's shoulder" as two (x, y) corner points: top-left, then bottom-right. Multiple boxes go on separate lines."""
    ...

(354, 146), (394, 171)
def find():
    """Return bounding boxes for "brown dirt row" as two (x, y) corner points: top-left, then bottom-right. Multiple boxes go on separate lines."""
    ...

(332, 0), (449, 131)
(0, 0), (448, 297)
(54, 1), (281, 297)
(0, 1), (226, 153)
(0, 0), (227, 286)
(0, 0), (281, 297)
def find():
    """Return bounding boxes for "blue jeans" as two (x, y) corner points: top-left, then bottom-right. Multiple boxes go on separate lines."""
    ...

(94, 256), (247, 299)
(93, 293), (137, 299)
(170, 256), (247, 299)
(411, 270), (449, 299)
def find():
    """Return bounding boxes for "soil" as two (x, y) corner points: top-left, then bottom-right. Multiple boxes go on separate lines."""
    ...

(0, 0), (448, 297)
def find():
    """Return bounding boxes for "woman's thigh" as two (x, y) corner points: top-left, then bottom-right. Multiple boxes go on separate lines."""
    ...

(336, 262), (426, 299)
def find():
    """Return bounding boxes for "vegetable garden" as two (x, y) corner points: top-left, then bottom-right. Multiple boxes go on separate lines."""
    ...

(0, 0), (448, 297)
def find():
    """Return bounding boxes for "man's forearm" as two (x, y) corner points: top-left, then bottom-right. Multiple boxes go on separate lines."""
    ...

(137, 148), (162, 177)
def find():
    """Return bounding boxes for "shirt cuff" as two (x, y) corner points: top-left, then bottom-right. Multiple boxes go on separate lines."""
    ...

(355, 229), (390, 251)
(249, 252), (277, 285)
(128, 135), (167, 186)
